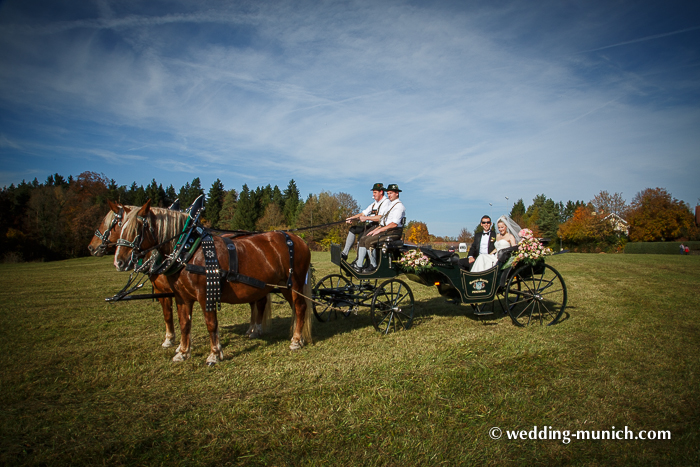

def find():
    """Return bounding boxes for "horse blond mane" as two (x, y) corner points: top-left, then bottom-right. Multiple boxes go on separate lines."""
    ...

(121, 206), (188, 254)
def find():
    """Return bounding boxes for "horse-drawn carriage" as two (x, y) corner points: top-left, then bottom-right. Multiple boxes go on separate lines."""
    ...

(312, 238), (567, 334)
(95, 196), (567, 364)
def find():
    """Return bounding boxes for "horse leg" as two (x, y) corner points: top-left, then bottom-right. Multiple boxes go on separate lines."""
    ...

(200, 299), (223, 366)
(247, 294), (271, 339)
(158, 296), (177, 348)
(245, 302), (257, 337)
(172, 301), (193, 362)
(286, 282), (312, 350)
(152, 276), (176, 348)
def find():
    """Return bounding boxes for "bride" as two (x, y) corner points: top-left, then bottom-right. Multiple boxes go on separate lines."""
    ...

(471, 215), (521, 273)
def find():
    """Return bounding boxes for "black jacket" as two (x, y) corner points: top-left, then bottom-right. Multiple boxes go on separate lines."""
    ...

(468, 230), (496, 259)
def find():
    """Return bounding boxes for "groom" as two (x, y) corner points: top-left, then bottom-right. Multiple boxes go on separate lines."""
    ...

(459, 215), (496, 271)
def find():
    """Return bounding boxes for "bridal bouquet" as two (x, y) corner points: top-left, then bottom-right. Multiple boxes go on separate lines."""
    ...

(503, 229), (552, 268)
(395, 249), (435, 274)
(513, 229), (552, 266)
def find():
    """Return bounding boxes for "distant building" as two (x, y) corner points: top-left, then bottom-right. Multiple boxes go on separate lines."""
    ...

(602, 212), (629, 235)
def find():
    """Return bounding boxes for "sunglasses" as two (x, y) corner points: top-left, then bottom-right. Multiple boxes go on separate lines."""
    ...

(481, 221), (491, 225)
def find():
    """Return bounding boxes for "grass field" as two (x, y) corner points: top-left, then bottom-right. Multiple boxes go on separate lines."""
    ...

(1, 253), (699, 466)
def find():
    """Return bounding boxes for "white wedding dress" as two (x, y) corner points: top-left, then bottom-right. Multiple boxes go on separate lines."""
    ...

(471, 239), (512, 273)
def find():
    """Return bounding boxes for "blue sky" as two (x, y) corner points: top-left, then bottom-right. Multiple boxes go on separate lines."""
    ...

(1, 0), (699, 236)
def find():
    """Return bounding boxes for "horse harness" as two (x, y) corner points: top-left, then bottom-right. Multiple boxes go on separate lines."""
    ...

(124, 215), (296, 312)
(184, 232), (296, 312)
(94, 206), (124, 254)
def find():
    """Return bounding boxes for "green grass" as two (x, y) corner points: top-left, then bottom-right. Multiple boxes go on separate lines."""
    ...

(625, 241), (700, 254)
(1, 253), (699, 466)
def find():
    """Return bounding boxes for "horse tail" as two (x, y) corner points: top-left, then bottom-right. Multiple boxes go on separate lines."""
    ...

(261, 293), (272, 331)
(300, 276), (313, 344)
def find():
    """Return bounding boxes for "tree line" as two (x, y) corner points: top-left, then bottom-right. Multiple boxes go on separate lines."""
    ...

(0, 172), (360, 262)
(1, 172), (697, 262)
(410, 189), (697, 253)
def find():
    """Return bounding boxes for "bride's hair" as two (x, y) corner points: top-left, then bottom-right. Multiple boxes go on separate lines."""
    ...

(496, 215), (522, 243)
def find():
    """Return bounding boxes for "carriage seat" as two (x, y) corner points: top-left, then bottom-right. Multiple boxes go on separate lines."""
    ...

(419, 247), (459, 265)
(497, 245), (519, 264)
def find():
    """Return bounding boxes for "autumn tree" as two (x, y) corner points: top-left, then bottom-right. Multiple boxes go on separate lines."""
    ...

(457, 227), (474, 244)
(297, 192), (358, 249)
(560, 200), (585, 223)
(590, 191), (628, 218)
(63, 172), (109, 257)
(255, 203), (287, 231)
(405, 221), (430, 245)
(627, 188), (698, 241)
(558, 204), (628, 251)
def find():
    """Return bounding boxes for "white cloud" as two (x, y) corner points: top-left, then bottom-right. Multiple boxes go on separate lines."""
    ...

(1, 0), (699, 234)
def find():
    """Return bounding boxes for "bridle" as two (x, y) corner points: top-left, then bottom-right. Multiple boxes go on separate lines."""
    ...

(116, 213), (157, 271)
(93, 206), (124, 255)
(115, 212), (181, 271)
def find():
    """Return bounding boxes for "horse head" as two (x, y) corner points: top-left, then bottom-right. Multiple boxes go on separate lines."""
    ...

(88, 200), (131, 257)
(114, 199), (157, 271)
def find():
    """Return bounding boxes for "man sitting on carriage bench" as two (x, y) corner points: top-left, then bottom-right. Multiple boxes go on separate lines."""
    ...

(341, 182), (389, 261)
(353, 184), (406, 273)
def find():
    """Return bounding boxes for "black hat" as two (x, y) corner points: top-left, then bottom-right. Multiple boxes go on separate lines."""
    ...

(371, 183), (384, 191)
(386, 183), (402, 192)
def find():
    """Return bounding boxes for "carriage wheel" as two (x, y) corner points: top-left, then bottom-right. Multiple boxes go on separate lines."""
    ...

(504, 263), (567, 326)
(312, 274), (354, 322)
(370, 279), (415, 334)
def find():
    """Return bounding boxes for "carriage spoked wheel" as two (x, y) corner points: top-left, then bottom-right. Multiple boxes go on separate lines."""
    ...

(504, 263), (567, 326)
(312, 274), (355, 322)
(370, 279), (415, 334)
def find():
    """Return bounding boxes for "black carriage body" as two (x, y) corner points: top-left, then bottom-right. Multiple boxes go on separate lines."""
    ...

(315, 243), (566, 331)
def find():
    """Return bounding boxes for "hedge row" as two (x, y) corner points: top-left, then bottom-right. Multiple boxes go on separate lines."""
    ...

(625, 241), (700, 255)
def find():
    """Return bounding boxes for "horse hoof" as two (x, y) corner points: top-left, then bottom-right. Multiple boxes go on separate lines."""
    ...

(172, 351), (189, 362)
(207, 361), (216, 367)
(289, 340), (303, 351)
(248, 331), (260, 339)
(162, 339), (175, 348)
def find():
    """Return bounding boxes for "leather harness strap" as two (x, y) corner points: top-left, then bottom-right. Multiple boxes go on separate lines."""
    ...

(221, 237), (267, 289)
(202, 235), (220, 312)
(283, 232), (294, 289)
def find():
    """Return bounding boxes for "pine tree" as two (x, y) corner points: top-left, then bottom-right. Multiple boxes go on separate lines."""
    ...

(283, 179), (301, 227)
(205, 179), (226, 228)
(218, 189), (238, 230)
(145, 179), (164, 207)
(164, 185), (177, 207)
(231, 184), (256, 230)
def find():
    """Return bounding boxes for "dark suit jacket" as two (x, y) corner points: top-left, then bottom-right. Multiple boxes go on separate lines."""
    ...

(458, 230), (497, 271)
(468, 230), (497, 260)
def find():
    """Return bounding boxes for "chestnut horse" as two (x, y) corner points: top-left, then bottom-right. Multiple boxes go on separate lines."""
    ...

(113, 200), (312, 364)
(89, 202), (272, 351)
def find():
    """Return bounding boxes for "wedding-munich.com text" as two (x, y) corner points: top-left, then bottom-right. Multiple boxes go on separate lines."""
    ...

(489, 426), (671, 444)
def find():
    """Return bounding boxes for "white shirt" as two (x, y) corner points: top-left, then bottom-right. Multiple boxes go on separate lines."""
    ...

(361, 197), (389, 218)
(479, 232), (492, 255)
(381, 199), (405, 227)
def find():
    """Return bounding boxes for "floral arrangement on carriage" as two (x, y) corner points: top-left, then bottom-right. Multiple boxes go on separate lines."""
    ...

(395, 248), (440, 285)
(503, 228), (552, 270)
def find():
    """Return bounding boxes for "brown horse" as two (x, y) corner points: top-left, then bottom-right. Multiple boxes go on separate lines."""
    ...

(113, 200), (312, 364)
(88, 201), (184, 348)
(89, 202), (272, 350)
